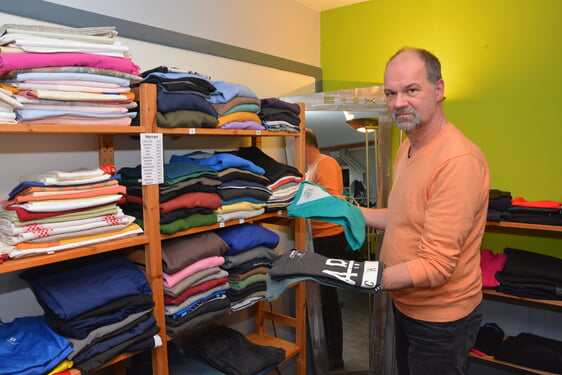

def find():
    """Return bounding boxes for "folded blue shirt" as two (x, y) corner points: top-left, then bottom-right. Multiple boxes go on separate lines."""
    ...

(16, 109), (137, 120)
(21, 257), (152, 321)
(156, 87), (218, 116)
(216, 223), (280, 255)
(170, 151), (265, 175)
(209, 81), (258, 104)
(0, 316), (72, 375)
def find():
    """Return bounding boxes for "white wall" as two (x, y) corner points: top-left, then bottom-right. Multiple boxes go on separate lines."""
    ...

(0, 2), (319, 326)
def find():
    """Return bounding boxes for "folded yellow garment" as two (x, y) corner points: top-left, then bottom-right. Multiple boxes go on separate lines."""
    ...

(216, 111), (261, 127)
(215, 201), (265, 214)
(47, 359), (74, 375)
(0, 84), (19, 94)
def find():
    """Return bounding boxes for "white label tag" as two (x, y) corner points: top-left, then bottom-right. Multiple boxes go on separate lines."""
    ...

(361, 261), (380, 289)
(256, 130), (261, 135)
(140, 133), (164, 185)
(189, 128), (196, 134)
(219, 222), (225, 228)
(295, 183), (331, 205)
(239, 219), (245, 224)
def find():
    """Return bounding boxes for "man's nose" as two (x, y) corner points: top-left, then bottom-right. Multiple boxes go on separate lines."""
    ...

(394, 92), (408, 109)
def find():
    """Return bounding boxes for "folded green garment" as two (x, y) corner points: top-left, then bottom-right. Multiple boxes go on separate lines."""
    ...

(135, 212), (217, 235)
(157, 110), (218, 128)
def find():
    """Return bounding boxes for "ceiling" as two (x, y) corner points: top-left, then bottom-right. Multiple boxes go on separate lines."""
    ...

(293, 0), (369, 11)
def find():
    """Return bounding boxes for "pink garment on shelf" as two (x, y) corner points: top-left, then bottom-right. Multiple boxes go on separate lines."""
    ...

(219, 121), (265, 130)
(14, 83), (130, 93)
(480, 249), (507, 288)
(19, 116), (132, 126)
(22, 104), (128, 113)
(511, 196), (561, 209)
(21, 80), (123, 89)
(0, 53), (141, 75)
(162, 256), (225, 288)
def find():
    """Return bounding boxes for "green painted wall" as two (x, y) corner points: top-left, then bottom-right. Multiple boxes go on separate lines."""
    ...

(321, 0), (561, 257)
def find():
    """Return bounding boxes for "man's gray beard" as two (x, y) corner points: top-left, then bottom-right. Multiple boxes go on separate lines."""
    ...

(394, 111), (421, 131)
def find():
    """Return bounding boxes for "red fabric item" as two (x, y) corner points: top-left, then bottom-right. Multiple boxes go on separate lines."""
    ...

(159, 192), (222, 213)
(100, 164), (117, 175)
(164, 276), (229, 305)
(511, 197), (561, 209)
(5, 203), (117, 221)
(480, 249), (507, 288)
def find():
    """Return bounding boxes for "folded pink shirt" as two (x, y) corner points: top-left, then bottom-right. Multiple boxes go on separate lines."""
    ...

(0, 53), (141, 75)
(162, 256), (225, 288)
(480, 249), (507, 288)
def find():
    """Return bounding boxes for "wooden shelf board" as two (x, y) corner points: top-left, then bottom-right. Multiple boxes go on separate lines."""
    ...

(0, 235), (149, 274)
(482, 289), (562, 308)
(157, 127), (300, 136)
(246, 333), (300, 362)
(0, 123), (149, 134)
(469, 352), (558, 375)
(160, 211), (290, 240)
(486, 221), (562, 233)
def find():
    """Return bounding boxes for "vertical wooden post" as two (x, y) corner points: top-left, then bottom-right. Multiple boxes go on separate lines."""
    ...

(98, 135), (114, 166)
(140, 83), (169, 375)
(294, 103), (307, 375)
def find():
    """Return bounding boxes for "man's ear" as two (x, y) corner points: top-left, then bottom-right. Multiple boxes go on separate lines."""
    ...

(435, 79), (445, 103)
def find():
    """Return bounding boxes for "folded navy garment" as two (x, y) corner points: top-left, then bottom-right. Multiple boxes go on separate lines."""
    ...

(45, 294), (154, 340)
(234, 146), (302, 182)
(157, 87), (218, 116)
(495, 333), (562, 373)
(260, 97), (300, 115)
(73, 315), (156, 364)
(141, 71), (216, 95)
(21, 256), (152, 321)
(228, 258), (273, 275)
(217, 180), (272, 202)
(258, 107), (301, 125)
(215, 223), (279, 255)
(473, 323), (505, 356)
(197, 326), (285, 375)
(0, 316), (73, 375)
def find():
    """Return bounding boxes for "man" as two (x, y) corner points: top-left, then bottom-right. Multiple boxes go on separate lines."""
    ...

(361, 48), (490, 374)
(305, 128), (352, 371)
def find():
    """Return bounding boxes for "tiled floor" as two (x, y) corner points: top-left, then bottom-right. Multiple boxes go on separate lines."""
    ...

(340, 290), (371, 372)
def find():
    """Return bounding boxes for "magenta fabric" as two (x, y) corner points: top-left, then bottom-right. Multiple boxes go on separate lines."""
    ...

(0, 53), (141, 76)
(219, 121), (265, 130)
(480, 249), (507, 288)
(162, 256), (225, 288)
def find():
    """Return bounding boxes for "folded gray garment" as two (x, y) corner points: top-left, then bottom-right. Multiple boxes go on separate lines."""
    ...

(166, 307), (230, 337)
(222, 246), (280, 270)
(164, 267), (228, 298)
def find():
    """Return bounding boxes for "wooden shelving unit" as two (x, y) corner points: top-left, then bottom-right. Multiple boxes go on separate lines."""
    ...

(0, 83), (308, 375)
(472, 221), (562, 374)
(486, 221), (562, 233)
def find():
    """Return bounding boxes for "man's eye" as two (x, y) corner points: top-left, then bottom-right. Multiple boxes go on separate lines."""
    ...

(385, 92), (395, 97)
(407, 89), (417, 94)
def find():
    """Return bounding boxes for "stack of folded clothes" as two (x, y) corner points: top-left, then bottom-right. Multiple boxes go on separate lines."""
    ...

(141, 232), (232, 337)
(495, 247), (562, 300)
(0, 85), (19, 123)
(216, 224), (280, 310)
(20, 256), (159, 374)
(118, 163), (221, 235)
(170, 151), (271, 222)
(259, 97), (301, 133)
(0, 24), (142, 126)
(209, 81), (263, 130)
(0, 315), (73, 375)
(487, 189), (562, 226)
(0, 165), (142, 260)
(505, 196), (562, 226)
(140, 66), (218, 128)
(472, 322), (562, 374)
(234, 146), (303, 212)
(487, 189), (512, 222)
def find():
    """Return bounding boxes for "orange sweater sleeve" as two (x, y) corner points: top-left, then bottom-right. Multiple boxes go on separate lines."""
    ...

(406, 154), (489, 288)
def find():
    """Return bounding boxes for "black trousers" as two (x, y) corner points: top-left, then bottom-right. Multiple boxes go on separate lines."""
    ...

(313, 231), (358, 362)
(393, 303), (482, 375)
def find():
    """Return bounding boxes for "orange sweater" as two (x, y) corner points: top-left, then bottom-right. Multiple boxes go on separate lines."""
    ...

(381, 124), (489, 322)
(306, 153), (344, 238)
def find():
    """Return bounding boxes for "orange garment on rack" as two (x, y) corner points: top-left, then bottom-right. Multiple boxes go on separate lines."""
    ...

(511, 197), (561, 209)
